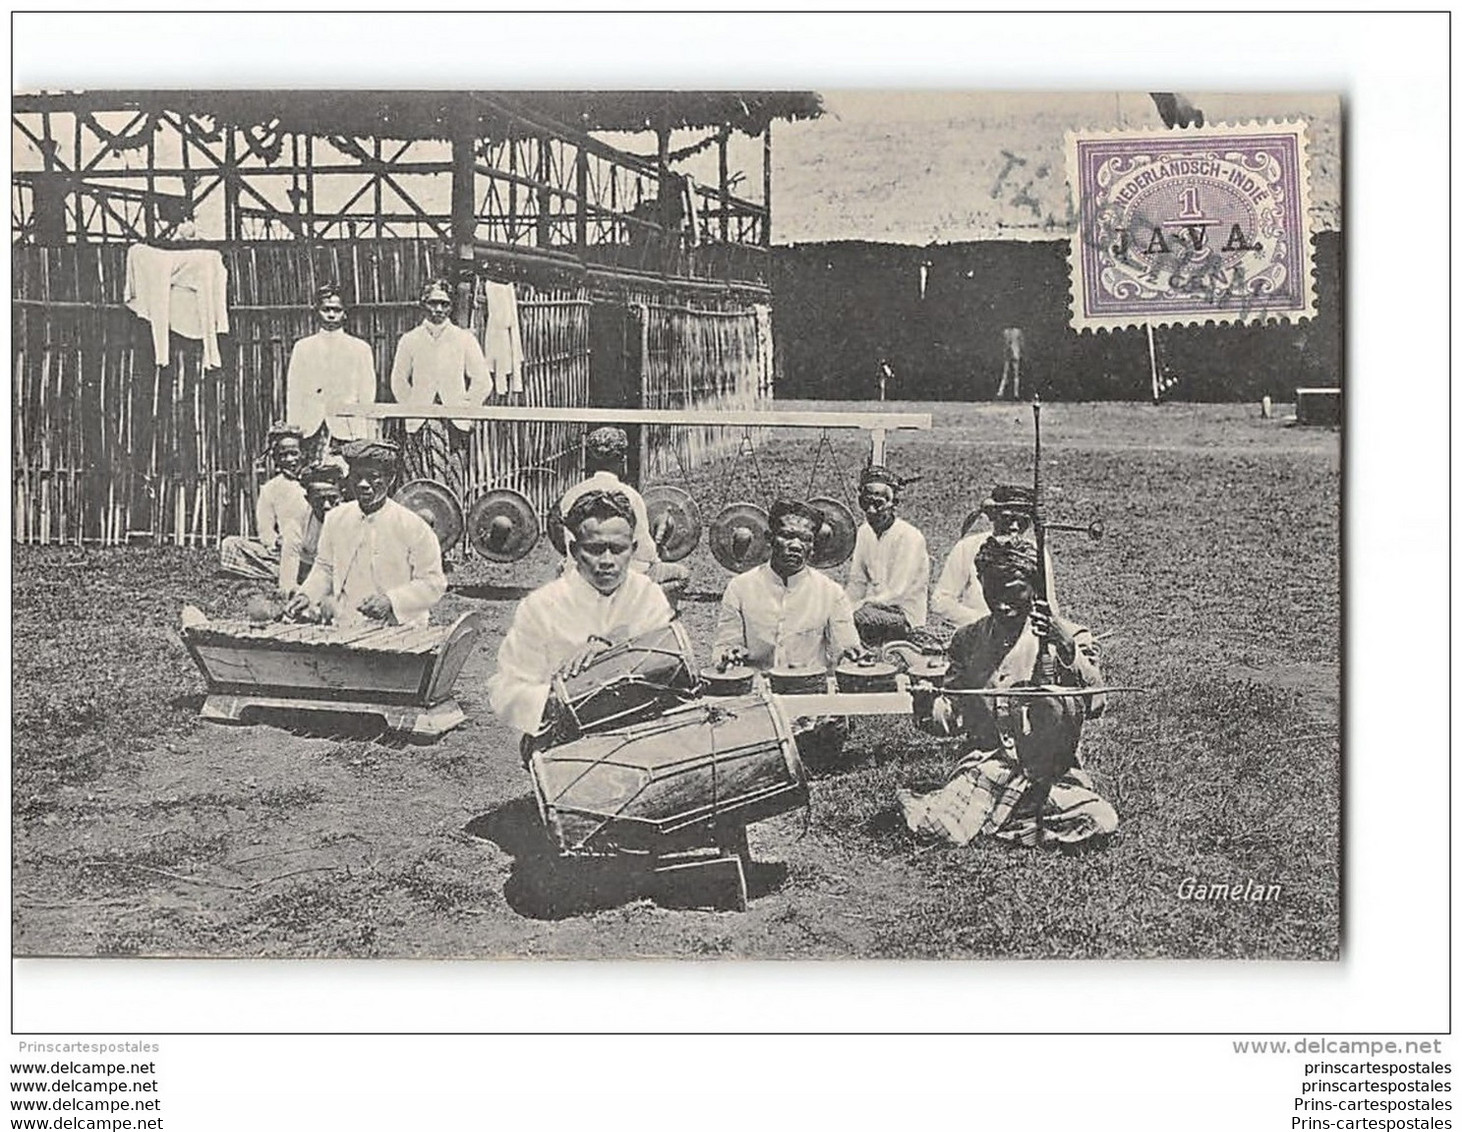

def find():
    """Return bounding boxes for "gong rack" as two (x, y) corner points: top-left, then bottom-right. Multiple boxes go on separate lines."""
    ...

(335, 402), (932, 572)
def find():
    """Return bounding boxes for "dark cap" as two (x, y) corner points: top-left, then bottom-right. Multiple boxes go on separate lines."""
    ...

(982, 483), (1035, 514)
(341, 438), (401, 468)
(768, 498), (823, 533)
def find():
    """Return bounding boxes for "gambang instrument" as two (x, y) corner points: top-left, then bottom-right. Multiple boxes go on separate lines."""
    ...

(545, 621), (700, 741)
(180, 609), (485, 739)
(529, 693), (808, 856)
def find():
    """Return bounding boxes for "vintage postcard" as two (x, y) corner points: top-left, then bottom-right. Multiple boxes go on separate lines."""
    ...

(11, 90), (1341, 961)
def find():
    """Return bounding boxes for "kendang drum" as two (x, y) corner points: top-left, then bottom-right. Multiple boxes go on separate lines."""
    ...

(545, 621), (700, 741)
(529, 693), (808, 856)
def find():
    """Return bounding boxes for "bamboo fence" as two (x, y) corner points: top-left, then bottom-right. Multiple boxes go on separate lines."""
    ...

(455, 279), (591, 526)
(12, 239), (774, 548)
(637, 294), (773, 484)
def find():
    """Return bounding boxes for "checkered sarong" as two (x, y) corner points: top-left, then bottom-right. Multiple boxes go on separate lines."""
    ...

(218, 536), (280, 582)
(898, 746), (1117, 848)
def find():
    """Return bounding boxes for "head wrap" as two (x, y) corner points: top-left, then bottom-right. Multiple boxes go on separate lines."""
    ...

(300, 462), (344, 488)
(974, 533), (1040, 583)
(585, 426), (629, 460)
(768, 498), (823, 536)
(981, 483), (1035, 515)
(859, 465), (904, 493)
(266, 421), (304, 446)
(420, 278), (452, 304)
(563, 488), (637, 534)
(341, 438), (401, 469)
(315, 283), (344, 307)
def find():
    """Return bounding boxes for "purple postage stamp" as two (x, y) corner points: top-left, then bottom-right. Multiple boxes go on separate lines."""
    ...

(1065, 121), (1315, 331)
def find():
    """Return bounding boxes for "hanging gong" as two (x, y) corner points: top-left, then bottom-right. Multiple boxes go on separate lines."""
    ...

(394, 479), (465, 554)
(806, 495), (857, 569)
(467, 488), (541, 563)
(642, 484), (703, 563)
(708, 502), (771, 573)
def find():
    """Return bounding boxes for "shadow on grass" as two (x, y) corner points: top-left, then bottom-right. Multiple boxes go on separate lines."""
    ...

(448, 583), (535, 602)
(468, 798), (649, 920)
(865, 805), (916, 841)
(467, 797), (787, 918)
(235, 708), (408, 748)
(168, 692), (206, 714)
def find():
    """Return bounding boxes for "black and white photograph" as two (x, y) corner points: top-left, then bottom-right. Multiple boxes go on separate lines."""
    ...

(10, 82), (1344, 963)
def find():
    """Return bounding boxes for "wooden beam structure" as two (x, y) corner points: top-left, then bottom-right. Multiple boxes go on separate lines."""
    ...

(11, 90), (809, 288)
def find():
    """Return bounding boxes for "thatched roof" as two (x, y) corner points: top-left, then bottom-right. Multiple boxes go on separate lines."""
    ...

(11, 89), (824, 140)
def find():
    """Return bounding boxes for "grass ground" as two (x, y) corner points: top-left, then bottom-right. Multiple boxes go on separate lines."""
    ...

(11, 400), (1340, 959)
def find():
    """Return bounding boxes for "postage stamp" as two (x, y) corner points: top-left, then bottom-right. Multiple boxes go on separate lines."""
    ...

(1065, 121), (1315, 331)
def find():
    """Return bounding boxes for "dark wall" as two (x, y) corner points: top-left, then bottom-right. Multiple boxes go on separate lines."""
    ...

(770, 232), (1343, 402)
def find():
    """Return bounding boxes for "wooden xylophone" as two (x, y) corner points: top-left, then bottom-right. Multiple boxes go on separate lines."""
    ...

(180, 611), (486, 739)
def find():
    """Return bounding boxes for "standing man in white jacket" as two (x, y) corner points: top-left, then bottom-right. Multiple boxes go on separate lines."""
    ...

(285, 284), (378, 461)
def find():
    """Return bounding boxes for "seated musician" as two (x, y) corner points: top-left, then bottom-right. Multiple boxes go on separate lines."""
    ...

(557, 426), (690, 601)
(715, 499), (863, 762)
(931, 484), (1058, 626)
(488, 488), (675, 738)
(898, 534), (1115, 848)
(277, 463), (344, 596)
(844, 465), (930, 646)
(219, 423), (309, 582)
(283, 439), (446, 627)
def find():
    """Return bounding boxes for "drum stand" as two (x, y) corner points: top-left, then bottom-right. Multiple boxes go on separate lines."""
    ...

(646, 826), (752, 913)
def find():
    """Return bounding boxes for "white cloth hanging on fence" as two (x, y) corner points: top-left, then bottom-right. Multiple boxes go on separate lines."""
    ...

(753, 304), (774, 395)
(482, 281), (525, 396)
(123, 245), (231, 369)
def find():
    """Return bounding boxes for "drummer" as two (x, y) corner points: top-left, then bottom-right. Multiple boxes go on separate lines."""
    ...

(284, 438), (446, 627)
(844, 465), (930, 646)
(558, 426), (690, 601)
(488, 488), (674, 738)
